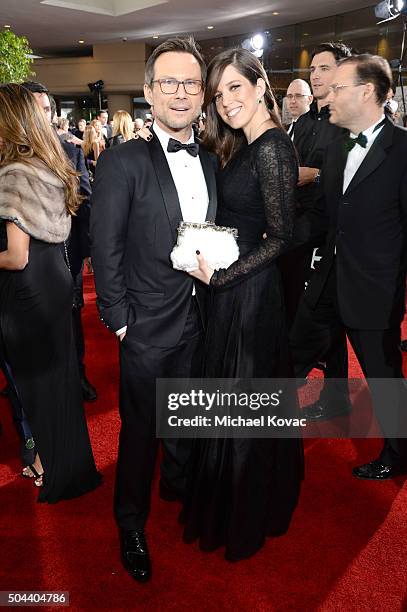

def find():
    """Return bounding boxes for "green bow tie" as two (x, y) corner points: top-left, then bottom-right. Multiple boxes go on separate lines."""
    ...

(344, 132), (368, 152)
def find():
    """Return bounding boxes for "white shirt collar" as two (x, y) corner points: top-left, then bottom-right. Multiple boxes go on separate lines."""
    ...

(350, 114), (386, 142)
(152, 121), (195, 150)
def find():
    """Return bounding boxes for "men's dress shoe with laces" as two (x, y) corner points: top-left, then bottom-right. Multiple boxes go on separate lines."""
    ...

(120, 529), (151, 582)
(81, 377), (97, 402)
(302, 400), (351, 421)
(352, 459), (406, 480)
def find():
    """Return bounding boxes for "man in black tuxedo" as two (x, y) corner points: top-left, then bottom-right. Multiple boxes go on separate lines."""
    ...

(90, 37), (217, 582)
(291, 54), (407, 479)
(96, 110), (112, 141)
(284, 44), (352, 421)
(60, 140), (97, 402)
(285, 78), (313, 141)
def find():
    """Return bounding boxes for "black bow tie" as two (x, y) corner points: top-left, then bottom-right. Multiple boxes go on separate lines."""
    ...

(167, 138), (199, 157)
(344, 132), (368, 152)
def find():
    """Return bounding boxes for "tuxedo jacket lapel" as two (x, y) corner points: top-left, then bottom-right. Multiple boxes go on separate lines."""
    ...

(149, 134), (217, 238)
(344, 120), (394, 196)
(149, 134), (182, 241)
(199, 147), (217, 221)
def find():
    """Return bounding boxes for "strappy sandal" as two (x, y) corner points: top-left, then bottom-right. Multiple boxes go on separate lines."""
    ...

(22, 465), (35, 478)
(26, 464), (44, 487)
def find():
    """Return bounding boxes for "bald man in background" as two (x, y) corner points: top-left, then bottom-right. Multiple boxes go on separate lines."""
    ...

(280, 79), (313, 328)
(285, 79), (313, 140)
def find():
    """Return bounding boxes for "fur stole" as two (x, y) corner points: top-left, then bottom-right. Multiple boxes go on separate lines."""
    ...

(0, 158), (71, 243)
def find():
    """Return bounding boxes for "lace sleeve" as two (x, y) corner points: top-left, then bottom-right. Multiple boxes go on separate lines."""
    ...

(210, 132), (298, 288)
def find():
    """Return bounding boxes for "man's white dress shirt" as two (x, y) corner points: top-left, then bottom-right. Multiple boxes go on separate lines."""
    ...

(343, 115), (385, 193)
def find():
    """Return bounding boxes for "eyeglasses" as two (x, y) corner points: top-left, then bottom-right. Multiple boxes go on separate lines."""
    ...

(328, 82), (364, 95)
(286, 93), (309, 100)
(150, 78), (203, 95)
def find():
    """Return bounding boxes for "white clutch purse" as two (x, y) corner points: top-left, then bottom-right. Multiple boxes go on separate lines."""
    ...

(170, 221), (239, 272)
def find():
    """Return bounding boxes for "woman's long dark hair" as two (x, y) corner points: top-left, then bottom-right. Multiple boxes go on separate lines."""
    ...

(0, 83), (81, 214)
(202, 48), (284, 167)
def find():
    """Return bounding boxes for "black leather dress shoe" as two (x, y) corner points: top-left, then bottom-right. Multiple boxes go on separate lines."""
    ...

(400, 339), (407, 352)
(314, 361), (327, 373)
(120, 529), (151, 583)
(352, 459), (406, 480)
(159, 478), (183, 502)
(302, 400), (351, 421)
(81, 377), (97, 402)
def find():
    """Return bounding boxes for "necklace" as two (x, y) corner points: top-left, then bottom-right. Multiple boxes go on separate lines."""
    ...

(248, 117), (274, 144)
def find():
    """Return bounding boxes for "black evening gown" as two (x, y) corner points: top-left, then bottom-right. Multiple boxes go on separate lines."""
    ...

(180, 129), (304, 561)
(0, 225), (101, 503)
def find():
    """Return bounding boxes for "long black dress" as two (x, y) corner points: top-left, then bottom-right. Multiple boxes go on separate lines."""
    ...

(0, 225), (101, 504)
(181, 128), (304, 561)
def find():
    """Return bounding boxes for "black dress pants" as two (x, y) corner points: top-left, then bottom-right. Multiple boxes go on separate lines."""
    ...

(0, 358), (35, 465)
(71, 268), (85, 378)
(290, 265), (350, 408)
(291, 266), (407, 466)
(114, 297), (203, 531)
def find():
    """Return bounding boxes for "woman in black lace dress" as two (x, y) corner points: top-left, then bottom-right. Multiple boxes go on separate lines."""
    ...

(181, 48), (304, 561)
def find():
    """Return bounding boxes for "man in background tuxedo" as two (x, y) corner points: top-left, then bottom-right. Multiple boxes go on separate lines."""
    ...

(59, 139), (96, 401)
(280, 77), (314, 329)
(291, 54), (407, 479)
(91, 37), (217, 582)
(285, 43), (353, 421)
(96, 110), (112, 141)
(285, 79), (313, 140)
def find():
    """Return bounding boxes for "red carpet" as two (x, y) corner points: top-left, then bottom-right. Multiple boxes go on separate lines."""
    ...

(1, 273), (407, 611)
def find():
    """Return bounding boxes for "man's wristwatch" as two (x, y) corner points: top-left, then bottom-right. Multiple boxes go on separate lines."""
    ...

(314, 169), (321, 184)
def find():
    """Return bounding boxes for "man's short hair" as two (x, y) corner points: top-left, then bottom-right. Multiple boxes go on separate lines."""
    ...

(338, 54), (393, 105)
(145, 36), (206, 85)
(97, 110), (108, 116)
(311, 42), (352, 62)
(21, 80), (49, 94)
(49, 95), (57, 118)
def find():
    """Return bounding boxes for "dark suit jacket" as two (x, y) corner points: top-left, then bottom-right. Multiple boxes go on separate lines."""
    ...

(294, 102), (347, 212)
(61, 141), (92, 275)
(302, 119), (407, 330)
(90, 134), (217, 347)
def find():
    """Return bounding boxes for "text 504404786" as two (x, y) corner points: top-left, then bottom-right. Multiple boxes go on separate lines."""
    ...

(0, 592), (69, 607)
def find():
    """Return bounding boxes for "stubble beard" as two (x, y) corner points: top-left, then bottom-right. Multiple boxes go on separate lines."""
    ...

(157, 111), (194, 133)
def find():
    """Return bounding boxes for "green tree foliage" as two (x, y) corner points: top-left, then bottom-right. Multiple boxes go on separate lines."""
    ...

(0, 29), (35, 84)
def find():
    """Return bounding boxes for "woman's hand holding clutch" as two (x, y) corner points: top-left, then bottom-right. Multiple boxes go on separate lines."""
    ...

(188, 251), (214, 285)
